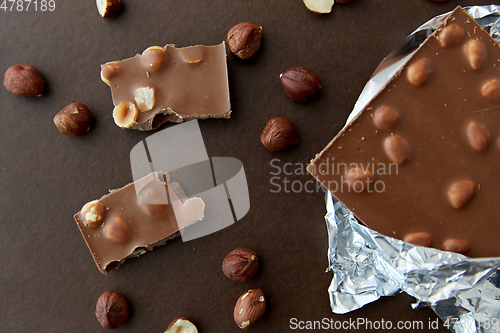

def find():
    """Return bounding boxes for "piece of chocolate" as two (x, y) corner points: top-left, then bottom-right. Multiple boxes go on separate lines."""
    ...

(308, 6), (500, 258)
(101, 43), (231, 131)
(74, 172), (205, 274)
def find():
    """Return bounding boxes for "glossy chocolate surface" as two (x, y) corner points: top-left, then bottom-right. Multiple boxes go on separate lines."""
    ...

(308, 7), (500, 258)
(101, 43), (231, 130)
(74, 172), (204, 273)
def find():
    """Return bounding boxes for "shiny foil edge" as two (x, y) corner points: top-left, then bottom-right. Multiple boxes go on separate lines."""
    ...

(325, 5), (500, 333)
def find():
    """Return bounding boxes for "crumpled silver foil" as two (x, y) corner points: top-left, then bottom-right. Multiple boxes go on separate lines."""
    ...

(325, 5), (500, 333)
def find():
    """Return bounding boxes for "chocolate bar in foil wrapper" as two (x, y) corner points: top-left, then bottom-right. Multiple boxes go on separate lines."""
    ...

(323, 5), (500, 333)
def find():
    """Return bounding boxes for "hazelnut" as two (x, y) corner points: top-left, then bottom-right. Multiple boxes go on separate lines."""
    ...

(280, 66), (322, 102)
(261, 117), (299, 151)
(447, 180), (476, 209)
(344, 167), (374, 192)
(222, 248), (259, 282)
(134, 86), (156, 112)
(226, 22), (262, 60)
(403, 232), (432, 247)
(383, 134), (412, 164)
(80, 200), (105, 228)
(234, 289), (266, 329)
(464, 39), (488, 70)
(466, 120), (491, 152)
(113, 101), (138, 128)
(54, 102), (93, 136)
(101, 63), (121, 86)
(104, 216), (130, 244)
(442, 239), (469, 255)
(372, 106), (399, 131)
(3, 64), (44, 96)
(96, 0), (121, 18)
(137, 181), (169, 216)
(406, 58), (434, 86)
(165, 318), (198, 333)
(95, 291), (129, 329)
(481, 78), (500, 102)
(142, 46), (167, 71)
(303, 0), (334, 14)
(178, 46), (205, 64)
(438, 24), (464, 48)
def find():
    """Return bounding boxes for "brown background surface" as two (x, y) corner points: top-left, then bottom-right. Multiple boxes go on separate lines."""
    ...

(0, 1), (494, 332)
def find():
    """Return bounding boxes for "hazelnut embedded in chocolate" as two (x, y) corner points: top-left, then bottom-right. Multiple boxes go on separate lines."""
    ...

(383, 135), (412, 165)
(104, 216), (130, 244)
(447, 180), (476, 209)
(373, 106), (399, 131)
(344, 167), (375, 193)
(466, 120), (491, 152)
(406, 58), (434, 86)
(80, 200), (105, 228)
(438, 23), (464, 48)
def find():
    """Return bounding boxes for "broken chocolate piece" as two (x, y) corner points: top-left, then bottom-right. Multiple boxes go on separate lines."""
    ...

(308, 6), (500, 258)
(74, 172), (204, 274)
(101, 43), (231, 131)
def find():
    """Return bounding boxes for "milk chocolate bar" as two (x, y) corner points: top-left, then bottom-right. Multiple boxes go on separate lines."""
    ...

(101, 43), (231, 131)
(308, 6), (500, 258)
(74, 172), (205, 274)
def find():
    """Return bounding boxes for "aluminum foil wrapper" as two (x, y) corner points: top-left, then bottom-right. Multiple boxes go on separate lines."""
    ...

(325, 5), (500, 333)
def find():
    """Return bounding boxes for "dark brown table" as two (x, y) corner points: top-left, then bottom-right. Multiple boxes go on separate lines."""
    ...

(0, 1), (493, 332)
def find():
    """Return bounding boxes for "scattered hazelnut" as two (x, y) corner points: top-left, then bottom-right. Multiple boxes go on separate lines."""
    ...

(96, 0), (121, 18)
(466, 120), (491, 152)
(447, 180), (476, 209)
(303, 0), (334, 14)
(406, 58), (434, 86)
(113, 101), (138, 128)
(226, 22), (262, 60)
(142, 46), (167, 71)
(101, 63), (121, 86)
(3, 64), (44, 96)
(95, 291), (129, 329)
(104, 216), (130, 244)
(442, 239), (469, 255)
(222, 248), (259, 282)
(438, 24), (464, 48)
(54, 102), (93, 136)
(344, 167), (374, 192)
(165, 318), (198, 333)
(463, 39), (487, 70)
(134, 86), (156, 112)
(234, 289), (266, 330)
(403, 232), (432, 247)
(280, 66), (322, 102)
(383, 134), (412, 165)
(261, 117), (299, 151)
(481, 78), (500, 102)
(372, 106), (399, 131)
(80, 200), (105, 228)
